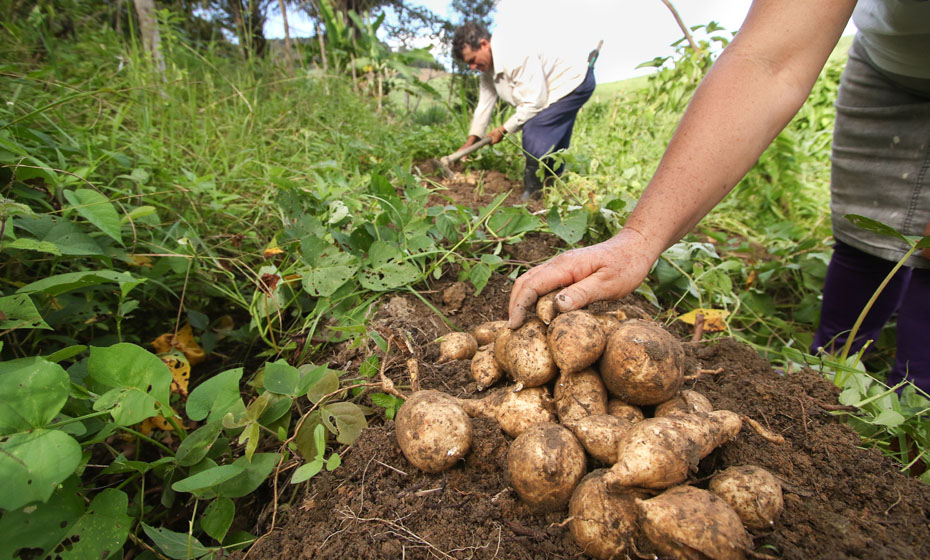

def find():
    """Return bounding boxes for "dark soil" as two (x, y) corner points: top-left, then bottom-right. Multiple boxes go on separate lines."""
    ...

(240, 172), (930, 559)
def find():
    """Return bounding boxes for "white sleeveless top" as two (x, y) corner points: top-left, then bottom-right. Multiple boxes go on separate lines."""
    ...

(853, 0), (930, 78)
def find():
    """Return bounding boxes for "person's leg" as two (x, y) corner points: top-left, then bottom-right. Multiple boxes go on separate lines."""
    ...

(811, 240), (912, 356)
(889, 267), (930, 392)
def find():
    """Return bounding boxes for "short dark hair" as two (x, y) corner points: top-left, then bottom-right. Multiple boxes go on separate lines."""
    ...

(452, 22), (491, 62)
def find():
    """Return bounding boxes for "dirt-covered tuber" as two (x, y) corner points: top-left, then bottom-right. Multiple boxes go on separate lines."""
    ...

(472, 320), (508, 346)
(654, 389), (713, 418)
(456, 385), (556, 438)
(470, 344), (503, 391)
(564, 414), (632, 464)
(438, 332), (478, 363)
(599, 319), (685, 405)
(395, 390), (473, 473)
(709, 465), (784, 530)
(568, 470), (648, 560)
(547, 310), (607, 374)
(553, 368), (608, 424)
(507, 423), (586, 511)
(493, 318), (558, 389)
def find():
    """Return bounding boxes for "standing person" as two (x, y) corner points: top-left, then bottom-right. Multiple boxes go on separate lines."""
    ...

(507, 0), (930, 391)
(452, 21), (600, 200)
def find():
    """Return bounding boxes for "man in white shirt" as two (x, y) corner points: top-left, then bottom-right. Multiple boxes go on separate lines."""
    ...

(452, 22), (597, 200)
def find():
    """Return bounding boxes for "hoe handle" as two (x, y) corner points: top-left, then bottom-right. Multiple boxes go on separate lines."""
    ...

(440, 136), (493, 166)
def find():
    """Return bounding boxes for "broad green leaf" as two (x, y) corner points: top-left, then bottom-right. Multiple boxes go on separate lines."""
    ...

(3, 237), (61, 254)
(172, 463), (247, 496)
(0, 476), (83, 558)
(546, 207), (588, 245)
(264, 360), (300, 396)
(17, 270), (138, 297)
(359, 241), (421, 291)
(88, 343), (173, 426)
(299, 236), (360, 297)
(290, 460), (324, 484)
(0, 293), (50, 330)
(0, 429), (82, 510)
(176, 421), (224, 467)
(467, 263), (492, 295)
(63, 188), (123, 244)
(0, 356), (69, 434)
(844, 214), (908, 242)
(916, 235), (930, 250)
(294, 411), (324, 462)
(295, 363), (331, 396)
(486, 207), (541, 238)
(43, 220), (106, 256)
(57, 489), (131, 560)
(320, 402), (368, 445)
(326, 452), (341, 471)
(201, 497), (235, 543)
(306, 368), (341, 404)
(44, 344), (87, 363)
(211, 453), (279, 499)
(142, 523), (215, 560)
(871, 408), (906, 428)
(187, 367), (246, 423)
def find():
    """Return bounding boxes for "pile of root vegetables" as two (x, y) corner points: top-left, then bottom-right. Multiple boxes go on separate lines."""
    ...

(394, 298), (785, 560)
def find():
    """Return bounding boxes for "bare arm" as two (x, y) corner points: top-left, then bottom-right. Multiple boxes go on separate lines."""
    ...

(508, 0), (857, 327)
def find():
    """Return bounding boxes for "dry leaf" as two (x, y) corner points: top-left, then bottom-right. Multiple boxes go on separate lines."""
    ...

(677, 308), (730, 332)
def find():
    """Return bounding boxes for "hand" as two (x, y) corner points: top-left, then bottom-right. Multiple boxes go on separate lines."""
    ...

(489, 126), (505, 145)
(507, 228), (659, 328)
(457, 135), (480, 162)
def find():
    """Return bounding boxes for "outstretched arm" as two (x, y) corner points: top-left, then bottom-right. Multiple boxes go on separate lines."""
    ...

(508, 0), (857, 327)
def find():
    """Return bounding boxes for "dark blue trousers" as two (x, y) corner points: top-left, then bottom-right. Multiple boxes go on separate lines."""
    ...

(522, 65), (596, 174)
(811, 239), (930, 391)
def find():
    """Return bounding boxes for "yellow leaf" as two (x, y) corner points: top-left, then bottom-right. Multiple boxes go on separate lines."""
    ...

(129, 254), (153, 268)
(150, 323), (206, 366)
(677, 308), (730, 332)
(159, 350), (191, 396)
(140, 413), (183, 435)
(263, 247), (284, 258)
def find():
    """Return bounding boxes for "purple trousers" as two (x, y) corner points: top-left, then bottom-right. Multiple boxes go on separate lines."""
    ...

(812, 240), (930, 391)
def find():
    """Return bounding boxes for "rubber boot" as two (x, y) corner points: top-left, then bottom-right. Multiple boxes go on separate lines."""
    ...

(522, 160), (543, 201)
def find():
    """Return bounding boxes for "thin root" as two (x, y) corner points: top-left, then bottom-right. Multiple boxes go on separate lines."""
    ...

(742, 415), (786, 444)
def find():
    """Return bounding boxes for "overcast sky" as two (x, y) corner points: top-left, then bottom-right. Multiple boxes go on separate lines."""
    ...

(266, 1), (857, 83)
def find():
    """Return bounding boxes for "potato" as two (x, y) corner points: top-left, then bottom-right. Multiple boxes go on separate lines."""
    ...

(709, 465), (784, 530)
(553, 368), (608, 424)
(603, 410), (742, 490)
(637, 485), (752, 560)
(547, 310), (607, 374)
(564, 414), (632, 464)
(472, 320), (508, 346)
(395, 390), (472, 473)
(456, 385), (556, 438)
(595, 312), (623, 338)
(495, 318), (558, 389)
(507, 423), (586, 511)
(535, 291), (560, 325)
(470, 344), (503, 391)
(438, 332), (478, 363)
(569, 470), (648, 560)
(607, 398), (645, 424)
(599, 319), (685, 405)
(654, 390), (713, 418)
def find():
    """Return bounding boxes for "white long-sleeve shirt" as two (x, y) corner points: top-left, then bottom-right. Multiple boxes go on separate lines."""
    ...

(467, 30), (594, 138)
(853, 0), (930, 78)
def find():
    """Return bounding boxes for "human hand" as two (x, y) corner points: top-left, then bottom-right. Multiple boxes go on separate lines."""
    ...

(489, 126), (505, 145)
(507, 228), (659, 328)
(457, 135), (480, 162)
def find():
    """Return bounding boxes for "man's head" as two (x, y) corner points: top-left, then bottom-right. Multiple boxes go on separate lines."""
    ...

(452, 22), (493, 73)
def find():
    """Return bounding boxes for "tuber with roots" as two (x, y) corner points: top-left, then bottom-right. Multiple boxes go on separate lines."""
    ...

(547, 310), (607, 374)
(709, 465), (784, 530)
(507, 423), (586, 511)
(456, 385), (556, 438)
(568, 469), (649, 560)
(493, 318), (558, 390)
(395, 390), (472, 473)
(437, 332), (478, 363)
(654, 389), (714, 418)
(553, 368), (608, 424)
(599, 319), (685, 405)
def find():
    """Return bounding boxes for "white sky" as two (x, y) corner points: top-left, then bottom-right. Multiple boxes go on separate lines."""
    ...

(266, 1), (857, 83)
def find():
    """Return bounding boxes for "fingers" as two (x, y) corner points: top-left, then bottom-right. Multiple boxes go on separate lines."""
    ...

(507, 253), (589, 328)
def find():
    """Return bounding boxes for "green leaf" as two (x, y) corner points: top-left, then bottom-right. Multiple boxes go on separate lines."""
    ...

(320, 402), (368, 445)
(844, 214), (909, 243)
(0, 293), (50, 330)
(44, 344), (87, 363)
(201, 497), (235, 543)
(3, 237), (61, 255)
(264, 360), (300, 396)
(871, 408), (906, 428)
(295, 363), (331, 396)
(142, 523), (216, 560)
(306, 368), (341, 404)
(56, 489), (132, 560)
(299, 236), (360, 297)
(0, 429), (82, 510)
(467, 263), (492, 296)
(172, 463), (247, 496)
(176, 421), (224, 467)
(63, 188), (123, 244)
(547, 207), (588, 245)
(211, 453), (279, 499)
(0, 356), (70, 434)
(359, 241), (421, 291)
(88, 343), (173, 426)
(187, 367), (246, 423)
(0, 476), (84, 558)
(326, 452), (342, 471)
(290, 459), (324, 484)
(17, 270), (138, 297)
(487, 207), (541, 238)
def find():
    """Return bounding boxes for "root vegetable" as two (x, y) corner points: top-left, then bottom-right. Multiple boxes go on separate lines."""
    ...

(438, 332), (478, 363)
(553, 368), (608, 424)
(607, 399), (645, 424)
(507, 423), (586, 511)
(536, 291), (560, 324)
(494, 318), (558, 389)
(637, 485), (752, 560)
(599, 319), (685, 405)
(564, 414), (632, 464)
(568, 469), (648, 560)
(655, 390), (713, 418)
(395, 390), (472, 473)
(595, 313), (623, 338)
(548, 310), (607, 374)
(472, 320), (508, 346)
(456, 386), (556, 438)
(604, 410), (742, 490)
(709, 465), (784, 530)
(470, 344), (503, 391)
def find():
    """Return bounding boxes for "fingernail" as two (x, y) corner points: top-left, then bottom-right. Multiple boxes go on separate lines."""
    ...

(556, 292), (574, 310)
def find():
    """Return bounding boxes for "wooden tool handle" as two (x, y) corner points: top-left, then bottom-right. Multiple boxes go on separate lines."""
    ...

(441, 136), (493, 165)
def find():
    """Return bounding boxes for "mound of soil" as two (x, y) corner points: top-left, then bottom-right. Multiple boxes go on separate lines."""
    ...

(242, 177), (930, 559)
